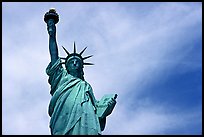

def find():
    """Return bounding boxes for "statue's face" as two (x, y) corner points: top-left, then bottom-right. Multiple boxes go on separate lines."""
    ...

(65, 57), (83, 72)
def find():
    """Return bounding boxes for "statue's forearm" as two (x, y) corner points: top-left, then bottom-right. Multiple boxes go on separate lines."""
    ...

(44, 9), (60, 64)
(47, 19), (59, 64)
(49, 36), (59, 64)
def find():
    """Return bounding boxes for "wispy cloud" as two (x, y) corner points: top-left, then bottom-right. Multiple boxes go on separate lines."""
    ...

(103, 102), (201, 135)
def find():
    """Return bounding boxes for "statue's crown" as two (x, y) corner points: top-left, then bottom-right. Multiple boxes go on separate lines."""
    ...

(60, 42), (94, 66)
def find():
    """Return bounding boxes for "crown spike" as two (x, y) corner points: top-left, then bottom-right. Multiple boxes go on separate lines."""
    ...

(83, 55), (93, 60)
(60, 57), (67, 60)
(62, 46), (70, 55)
(79, 47), (87, 55)
(83, 62), (94, 65)
(73, 41), (76, 54)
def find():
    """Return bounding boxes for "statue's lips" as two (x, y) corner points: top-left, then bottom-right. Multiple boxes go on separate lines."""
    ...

(70, 67), (80, 70)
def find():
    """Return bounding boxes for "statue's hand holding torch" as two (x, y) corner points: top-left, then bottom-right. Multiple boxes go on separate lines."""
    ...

(44, 8), (59, 37)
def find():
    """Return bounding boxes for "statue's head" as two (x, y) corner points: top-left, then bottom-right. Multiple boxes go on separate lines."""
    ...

(61, 42), (93, 80)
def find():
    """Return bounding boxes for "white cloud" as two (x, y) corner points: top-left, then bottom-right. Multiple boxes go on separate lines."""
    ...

(103, 99), (202, 135)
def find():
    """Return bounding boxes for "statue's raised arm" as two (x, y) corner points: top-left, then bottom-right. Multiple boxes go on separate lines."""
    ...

(44, 8), (59, 65)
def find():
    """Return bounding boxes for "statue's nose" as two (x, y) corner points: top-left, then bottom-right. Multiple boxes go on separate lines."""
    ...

(73, 61), (77, 66)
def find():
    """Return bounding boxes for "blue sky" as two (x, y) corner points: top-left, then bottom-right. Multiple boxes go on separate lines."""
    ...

(2, 2), (202, 135)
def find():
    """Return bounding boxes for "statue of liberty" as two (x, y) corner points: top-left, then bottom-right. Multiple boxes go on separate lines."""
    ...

(44, 8), (117, 135)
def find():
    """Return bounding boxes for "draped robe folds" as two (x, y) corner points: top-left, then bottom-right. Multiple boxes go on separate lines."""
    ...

(46, 58), (101, 135)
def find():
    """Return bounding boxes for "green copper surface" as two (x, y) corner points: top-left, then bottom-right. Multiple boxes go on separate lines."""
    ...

(44, 8), (117, 135)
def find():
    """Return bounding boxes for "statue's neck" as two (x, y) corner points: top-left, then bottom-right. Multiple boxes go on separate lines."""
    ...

(69, 70), (84, 80)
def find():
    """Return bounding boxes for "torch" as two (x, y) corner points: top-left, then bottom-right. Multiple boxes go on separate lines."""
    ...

(44, 8), (59, 35)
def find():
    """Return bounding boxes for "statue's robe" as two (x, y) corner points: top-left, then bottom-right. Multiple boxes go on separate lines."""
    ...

(46, 58), (101, 135)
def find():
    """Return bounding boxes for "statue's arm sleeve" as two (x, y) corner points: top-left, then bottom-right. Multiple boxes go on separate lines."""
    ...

(46, 58), (64, 95)
(87, 85), (107, 131)
(87, 85), (99, 108)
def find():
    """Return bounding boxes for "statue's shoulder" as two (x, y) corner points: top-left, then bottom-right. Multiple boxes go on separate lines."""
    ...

(79, 79), (92, 88)
(85, 81), (93, 90)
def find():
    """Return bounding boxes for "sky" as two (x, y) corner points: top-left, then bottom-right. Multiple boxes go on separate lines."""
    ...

(2, 2), (202, 135)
